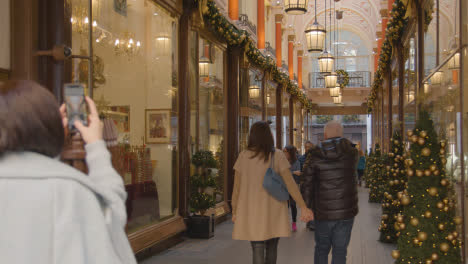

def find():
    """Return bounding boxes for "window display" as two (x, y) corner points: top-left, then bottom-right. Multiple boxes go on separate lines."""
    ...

(239, 68), (263, 151)
(266, 81), (278, 144)
(70, 0), (178, 233)
(404, 37), (417, 140)
(282, 91), (291, 147)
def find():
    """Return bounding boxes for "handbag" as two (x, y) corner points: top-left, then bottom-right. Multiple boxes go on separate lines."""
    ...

(262, 150), (290, 201)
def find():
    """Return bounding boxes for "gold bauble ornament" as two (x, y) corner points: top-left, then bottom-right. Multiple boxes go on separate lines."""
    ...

(453, 231), (459, 238)
(411, 135), (419, 143)
(422, 148), (431, 156)
(428, 187), (438, 196)
(424, 169), (432, 176)
(382, 214), (388, 220)
(407, 169), (414, 177)
(391, 250), (400, 259)
(447, 234), (454, 241)
(437, 202), (444, 209)
(410, 218), (419, 226)
(399, 223), (406, 230)
(438, 223), (445, 230)
(401, 196), (411, 205)
(397, 215), (404, 223)
(416, 170), (424, 177)
(386, 236), (391, 240)
(441, 141), (446, 147)
(408, 159), (415, 166)
(418, 232), (428, 241)
(440, 149), (446, 155)
(386, 166), (391, 170)
(425, 260), (432, 264)
(394, 140), (399, 145)
(434, 170), (440, 176)
(407, 130), (414, 137)
(389, 181), (395, 186)
(440, 242), (450, 252)
(397, 192), (403, 199)
(440, 179), (448, 186)
(394, 163), (398, 168)
(389, 152), (395, 157)
(420, 131), (428, 138)
(442, 158), (447, 164)
(443, 198), (449, 204)
(418, 138), (426, 145)
(430, 164), (437, 171)
(443, 206), (449, 212)
(413, 238), (420, 245)
(454, 216), (463, 225)
(424, 211), (432, 218)
(431, 253), (439, 261)
(394, 180), (400, 184)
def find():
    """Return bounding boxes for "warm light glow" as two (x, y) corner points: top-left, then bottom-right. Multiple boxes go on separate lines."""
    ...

(424, 83), (430, 94)
(284, 0), (309, 15)
(448, 52), (460, 69)
(333, 95), (342, 104)
(199, 56), (210, 77)
(70, 17), (75, 23)
(92, 20), (97, 27)
(407, 91), (415, 103)
(318, 51), (334, 74)
(329, 86), (340, 97)
(84, 17), (89, 24)
(266, 95), (271, 105)
(305, 21), (326, 53)
(137, 41), (141, 47)
(249, 85), (261, 98)
(325, 72), (338, 88)
(430, 71), (444, 85)
(115, 39), (120, 46)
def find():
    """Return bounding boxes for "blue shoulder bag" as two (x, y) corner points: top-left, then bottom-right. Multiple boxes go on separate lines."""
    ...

(262, 151), (290, 201)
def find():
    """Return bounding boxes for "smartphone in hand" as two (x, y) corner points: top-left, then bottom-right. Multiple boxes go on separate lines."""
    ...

(64, 83), (88, 131)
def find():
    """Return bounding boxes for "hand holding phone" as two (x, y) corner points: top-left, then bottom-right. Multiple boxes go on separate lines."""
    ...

(64, 83), (88, 131)
(74, 96), (103, 145)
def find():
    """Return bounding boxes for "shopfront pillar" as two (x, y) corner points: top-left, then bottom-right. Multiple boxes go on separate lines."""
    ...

(276, 84), (283, 149)
(289, 97), (294, 145)
(297, 50), (303, 88)
(275, 14), (283, 67)
(288, 35), (295, 80)
(228, 0), (239, 20)
(257, 0), (265, 49)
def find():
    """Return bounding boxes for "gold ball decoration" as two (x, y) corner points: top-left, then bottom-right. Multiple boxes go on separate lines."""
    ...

(424, 170), (432, 177)
(441, 141), (446, 147)
(411, 135), (419, 143)
(437, 202), (444, 209)
(424, 211), (432, 218)
(391, 250), (400, 259)
(438, 223), (445, 230)
(425, 260), (432, 264)
(382, 214), (389, 220)
(386, 236), (391, 240)
(453, 231), (459, 238)
(428, 187), (438, 196)
(408, 159), (415, 166)
(418, 232), (428, 241)
(399, 223), (406, 230)
(407, 169), (415, 177)
(440, 179), (448, 186)
(454, 216), (463, 225)
(389, 181), (395, 186)
(440, 149), (446, 155)
(397, 192), (403, 199)
(431, 253), (439, 261)
(422, 148), (431, 156)
(410, 218), (419, 226)
(434, 170), (440, 176)
(394, 180), (400, 185)
(440, 242), (450, 252)
(407, 130), (414, 137)
(447, 234), (455, 241)
(430, 164), (437, 171)
(443, 198), (449, 204)
(442, 158), (447, 164)
(418, 137), (426, 145)
(413, 238), (420, 245)
(389, 152), (395, 157)
(397, 215), (404, 223)
(416, 170), (424, 177)
(420, 131), (428, 138)
(401, 196), (411, 206)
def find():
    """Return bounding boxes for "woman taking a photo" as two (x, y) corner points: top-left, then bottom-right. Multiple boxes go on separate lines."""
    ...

(283, 145), (301, 232)
(231, 121), (314, 264)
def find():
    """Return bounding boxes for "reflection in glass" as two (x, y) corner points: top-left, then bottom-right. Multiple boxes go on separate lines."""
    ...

(240, 69), (263, 151)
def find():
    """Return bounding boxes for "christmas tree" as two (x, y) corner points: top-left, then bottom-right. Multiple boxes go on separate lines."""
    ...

(368, 144), (385, 203)
(364, 149), (374, 188)
(393, 111), (462, 264)
(379, 131), (407, 243)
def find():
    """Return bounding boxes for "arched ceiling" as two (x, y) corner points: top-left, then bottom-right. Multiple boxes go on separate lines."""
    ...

(280, 0), (381, 52)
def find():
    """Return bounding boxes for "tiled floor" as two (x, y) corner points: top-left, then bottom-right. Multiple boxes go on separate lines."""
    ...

(141, 187), (395, 264)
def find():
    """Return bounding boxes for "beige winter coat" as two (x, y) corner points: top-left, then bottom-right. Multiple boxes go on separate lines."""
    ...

(232, 149), (307, 241)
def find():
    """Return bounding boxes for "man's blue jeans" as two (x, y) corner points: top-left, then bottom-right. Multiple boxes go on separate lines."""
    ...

(314, 218), (354, 264)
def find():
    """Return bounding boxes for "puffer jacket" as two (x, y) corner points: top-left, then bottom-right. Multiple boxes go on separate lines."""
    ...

(300, 137), (359, 221)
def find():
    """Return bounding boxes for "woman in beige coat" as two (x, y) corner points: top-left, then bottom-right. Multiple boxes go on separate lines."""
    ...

(232, 121), (314, 264)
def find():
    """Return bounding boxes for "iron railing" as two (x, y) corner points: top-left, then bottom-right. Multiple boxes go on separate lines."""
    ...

(309, 71), (372, 88)
(238, 14), (257, 38)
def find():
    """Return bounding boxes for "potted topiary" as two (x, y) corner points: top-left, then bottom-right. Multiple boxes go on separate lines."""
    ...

(188, 150), (218, 238)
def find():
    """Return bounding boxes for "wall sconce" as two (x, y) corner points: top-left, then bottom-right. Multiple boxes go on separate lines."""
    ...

(199, 56), (210, 77)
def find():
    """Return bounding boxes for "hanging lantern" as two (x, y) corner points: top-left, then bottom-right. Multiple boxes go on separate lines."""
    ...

(318, 51), (334, 74)
(284, 0), (309, 15)
(266, 94), (271, 105)
(199, 56), (210, 77)
(333, 95), (342, 104)
(448, 52), (460, 69)
(305, 21), (326, 53)
(249, 85), (260, 98)
(430, 70), (444, 85)
(325, 72), (338, 88)
(424, 82), (430, 94)
(329, 85), (340, 97)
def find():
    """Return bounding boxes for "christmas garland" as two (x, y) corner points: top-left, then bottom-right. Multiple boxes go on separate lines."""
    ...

(336, 69), (349, 88)
(367, 0), (433, 114)
(199, 0), (315, 112)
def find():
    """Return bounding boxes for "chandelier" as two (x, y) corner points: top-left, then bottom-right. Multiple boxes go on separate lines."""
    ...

(249, 85), (261, 98)
(199, 56), (210, 77)
(114, 32), (141, 57)
(333, 94), (342, 104)
(284, 0), (309, 15)
(329, 85), (340, 97)
(155, 34), (171, 56)
(71, 5), (97, 34)
(317, 0), (334, 73)
(325, 72), (338, 88)
(305, 0), (326, 52)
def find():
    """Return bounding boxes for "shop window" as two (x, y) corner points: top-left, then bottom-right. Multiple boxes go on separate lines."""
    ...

(404, 37), (417, 140)
(282, 91), (291, 148)
(293, 101), (303, 151)
(70, 0), (179, 233)
(266, 81), (278, 143)
(239, 68), (263, 151)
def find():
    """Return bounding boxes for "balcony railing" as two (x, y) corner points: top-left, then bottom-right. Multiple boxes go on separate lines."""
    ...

(265, 42), (276, 58)
(238, 14), (257, 38)
(309, 71), (371, 88)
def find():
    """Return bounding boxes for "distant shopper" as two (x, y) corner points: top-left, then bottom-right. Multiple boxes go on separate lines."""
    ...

(357, 150), (366, 186)
(298, 140), (314, 170)
(301, 121), (359, 264)
(283, 145), (301, 232)
(232, 121), (314, 264)
(0, 80), (136, 264)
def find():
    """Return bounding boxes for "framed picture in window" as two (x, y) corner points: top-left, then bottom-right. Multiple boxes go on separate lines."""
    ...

(145, 109), (171, 144)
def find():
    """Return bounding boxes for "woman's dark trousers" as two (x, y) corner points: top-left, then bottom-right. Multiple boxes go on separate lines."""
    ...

(250, 238), (280, 264)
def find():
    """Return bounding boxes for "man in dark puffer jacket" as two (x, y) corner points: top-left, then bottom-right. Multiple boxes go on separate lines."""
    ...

(301, 121), (358, 264)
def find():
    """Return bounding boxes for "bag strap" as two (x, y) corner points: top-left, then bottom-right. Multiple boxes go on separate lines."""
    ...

(269, 149), (275, 170)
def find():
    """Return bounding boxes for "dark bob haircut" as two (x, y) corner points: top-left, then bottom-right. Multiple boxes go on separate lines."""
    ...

(247, 121), (274, 162)
(0, 80), (64, 157)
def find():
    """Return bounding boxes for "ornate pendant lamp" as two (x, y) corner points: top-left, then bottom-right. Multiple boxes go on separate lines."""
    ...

(329, 85), (340, 97)
(305, 0), (326, 52)
(249, 85), (261, 98)
(284, 0), (309, 15)
(318, 0), (334, 74)
(199, 56), (210, 77)
(325, 71), (338, 88)
(333, 94), (342, 104)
